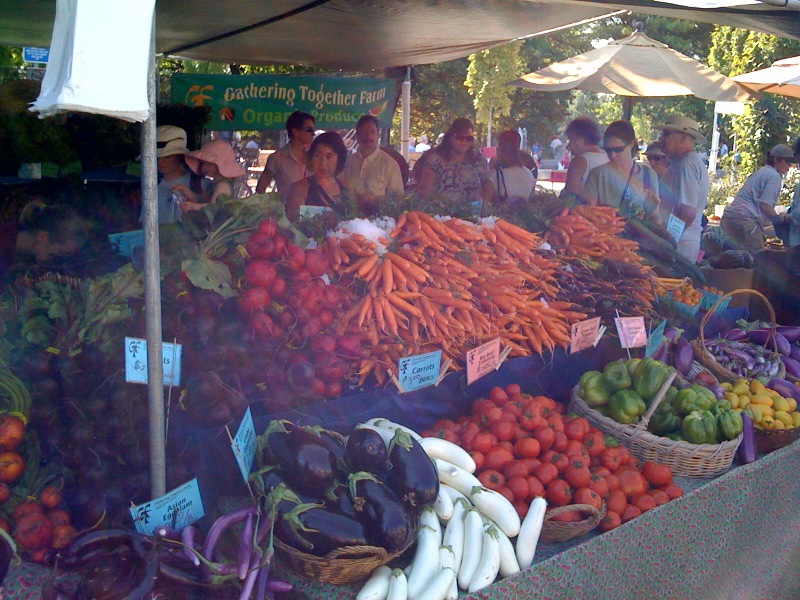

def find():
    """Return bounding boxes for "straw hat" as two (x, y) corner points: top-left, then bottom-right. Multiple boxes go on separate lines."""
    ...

(644, 141), (666, 157)
(654, 115), (707, 145)
(156, 125), (190, 158)
(185, 140), (245, 178)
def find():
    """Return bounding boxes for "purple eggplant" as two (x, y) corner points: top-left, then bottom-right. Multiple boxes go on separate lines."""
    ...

(790, 345), (800, 363)
(386, 429), (439, 508)
(776, 325), (800, 343)
(263, 421), (337, 496)
(664, 327), (680, 342)
(781, 356), (800, 379)
(348, 472), (412, 552)
(724, 329), (748, 342)
(766, 378), (800, 403)
(693, 379), (725, 400)
(738, 414), (757, 464)
(746, 329), (791, 356)
(672, 337), (694, 375)
(276, 503), (368, 556)
(346, 428), (388, 476)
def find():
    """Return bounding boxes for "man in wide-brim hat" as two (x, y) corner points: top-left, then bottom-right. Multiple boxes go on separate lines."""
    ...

(655, 115), (710, 263)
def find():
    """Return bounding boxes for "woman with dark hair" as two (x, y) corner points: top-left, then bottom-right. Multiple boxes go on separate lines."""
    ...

(488, 130), (535, 203)
(561, 116), (608, 200)
(722, 143), (796, 251)
(286, 132), (352, 221)
(415, 118), (492, 210)
(582, 120), (660, 222)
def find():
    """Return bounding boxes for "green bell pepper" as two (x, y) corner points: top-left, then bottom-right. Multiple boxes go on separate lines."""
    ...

(711, 399), (732, 416)
(675, 387), (714, 415)
(603, 434), (619, 447)
(648, 402), (681, 435)
(579, 371), (611, 408)
(717, 410), (743, 441)
(625, 358), (642, 377)
(664, 385), (678, 407)
(608, 389), (646, 424)
(681, 410), (719, 445)
(689, 384), (717, 405)
(632, 358), (673, 402)
(602, 362), (632, 391)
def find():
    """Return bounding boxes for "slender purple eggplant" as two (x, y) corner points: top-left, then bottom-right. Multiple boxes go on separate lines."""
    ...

(776, 326), (800, 343)
(781, 356), (800, 379)
(739, 414), (757, 464)
(767, 378), (800, 403)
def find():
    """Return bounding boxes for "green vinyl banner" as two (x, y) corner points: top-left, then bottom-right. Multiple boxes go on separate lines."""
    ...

(171, 74), (396, 131)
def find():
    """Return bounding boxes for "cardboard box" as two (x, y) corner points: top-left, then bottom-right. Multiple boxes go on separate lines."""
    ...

(699, 267), (754, 309)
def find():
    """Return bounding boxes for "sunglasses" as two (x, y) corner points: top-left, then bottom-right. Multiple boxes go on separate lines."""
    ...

(603, 145), (628, 154)
(647, 155), (666, 162)
(453, 134), (475, 142)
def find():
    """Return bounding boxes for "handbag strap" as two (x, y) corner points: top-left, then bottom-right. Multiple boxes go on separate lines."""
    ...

(495, 168), (508, 200)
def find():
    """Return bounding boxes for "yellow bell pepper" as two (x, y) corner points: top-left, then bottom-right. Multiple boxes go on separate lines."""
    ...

(773, 396), (790, 413)
(732, 381), (750, 396)
(750, 394), (774, 407)
(788, 398), (798, 412)
(721, 381), (732, 391)
(738, 395), (751, 409)
(774, 411), (793, 427)
(761, 416), (776, 430)
(726, 394), (740, 409)
(745, 404), (764, 423)
(792, 412), (800, 428)
(750, 380), (766, 395)
(773, 419), (786, 430)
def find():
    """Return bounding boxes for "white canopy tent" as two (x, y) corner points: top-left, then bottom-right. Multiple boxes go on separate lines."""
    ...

(1, 0), (799, 498)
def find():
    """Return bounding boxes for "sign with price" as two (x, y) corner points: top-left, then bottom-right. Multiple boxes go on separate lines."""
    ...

(231, 407), (257, 483)
(398, 350), (442, 392)
(666, 214), (686, 243)
(570, 317), (602, 354)
(124, 337), (182, 386)
(614, 316), (647, 349)
(466, 338), (501, 385)
(645, 320), (667, 358)
(130, 478), (204, 536)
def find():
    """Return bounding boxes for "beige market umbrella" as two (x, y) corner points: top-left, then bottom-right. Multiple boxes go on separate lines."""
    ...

(510, 28), (753, 118)
(732, 55), (800, 99)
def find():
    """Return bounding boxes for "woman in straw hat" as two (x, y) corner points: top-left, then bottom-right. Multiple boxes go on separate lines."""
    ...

(175, 139), (246, 212)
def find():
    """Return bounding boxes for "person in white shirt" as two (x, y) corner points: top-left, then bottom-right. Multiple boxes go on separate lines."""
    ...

(415, 134), (431, 152)
(343, 115), (404, 214)
(488, 130), (535, 203)
(255, 111), (315, 204)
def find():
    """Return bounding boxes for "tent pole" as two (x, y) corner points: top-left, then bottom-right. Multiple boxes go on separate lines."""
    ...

(142, 13), (167, 499)
(401, 67), (411, 163)
(709, 109), (720, 175)
(622, 97), (634, 121)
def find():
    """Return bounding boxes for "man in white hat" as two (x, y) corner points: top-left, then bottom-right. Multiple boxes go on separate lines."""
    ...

(655, 115), (710, 262)
(144, 125), (210, 224)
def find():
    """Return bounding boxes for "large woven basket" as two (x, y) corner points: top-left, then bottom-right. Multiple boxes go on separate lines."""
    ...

(754, 426), (800, 454)
(540, 503), (605, 543)
(274, 534), (414, 585)
(569, 372), (741, 478)
(690, 289), (785, 384)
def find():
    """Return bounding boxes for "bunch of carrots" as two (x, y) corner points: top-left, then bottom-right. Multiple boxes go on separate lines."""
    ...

(324, 212), (588, 387)
(543, 205), (642, 265)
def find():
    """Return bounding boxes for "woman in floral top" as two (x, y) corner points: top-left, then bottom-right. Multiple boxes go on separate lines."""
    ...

(415, 118), (492, 211)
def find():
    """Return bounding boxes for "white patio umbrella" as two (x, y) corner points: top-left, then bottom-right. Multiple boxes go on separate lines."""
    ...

(732, 55), (800, 99)
(509, 28), (754, 119)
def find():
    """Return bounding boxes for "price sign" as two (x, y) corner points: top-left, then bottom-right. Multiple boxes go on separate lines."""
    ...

(614, 316), (647, 349)
(109, 230), (144, 258)
(645, 320), (667, 358)
(570, 317), (602, 354)
(130, 478), (205, 536)
(666, 214), (686, 243)
(231, 407), (257, 483)
(466, 338), (501, 385)
(398, 350), (442, 392)
(124, 337), (182, 386)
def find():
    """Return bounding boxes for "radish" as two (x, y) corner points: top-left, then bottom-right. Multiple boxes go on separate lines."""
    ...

(357, 565), (392, 600)
(467, 524), (500, 593)
(386, 569), (408, 600)
(285, 244), (306, 270)
(244, 259), (277, 288)
(239, 287), (271, 314)
(406, 507), (441, 599)
(432, 485), (454, 522)
(337, 335), (363, 358)
(268, 275), (287, 299)
(515, 496), (547, 569)
(468, 486), (520, 538)
(304, 248), (330, 277)
(456, 509), (483, 591)
(433, 459), (481, 497)
(244, 231), (275, 259)
(257, 218), (278, 237)
(248, 312), (274, 338)
(419, 438), (476, 473)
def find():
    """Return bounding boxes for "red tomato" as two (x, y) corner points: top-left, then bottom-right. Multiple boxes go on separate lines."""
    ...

(477, 469), (506, 491)
(519, 405), (543, 431)
(620, 504), (642, 523)
(520, 458), (541, 473)
(498, 441), (515, 454)
(564, 464), (591, 489)
(547, 416), (566, 434)
(605, 473), (620, 493)
(533, 426), (555, 452)
(605, 489), (627, 515)
(551, 431), (569, 452)
(592, 466), (611, 478)
(472, 432), (497, 454)
(513, 501), (529, 519)
(617, 446), (633, 466)
(573, 487), (603, 510)
(550, 511), (581, 523)
(564, 417), (590, 442)
(479, 406), (503, 427)
(541, 450), (569, 473)
(484, 447), (515, 471)
(564, 440), (585, 457)
(504, 383), (522, 396)
(600, 447), (625, 471)
(489, 386), (509, 405)
(617, 469), (648, 499)
(496, 487), (515, 503)
(647, 489), (670, 506)
(503, 460), (531, 480)
(527, 476), (545, 499)
(641, 461), (673, 487)
(660, 483), (684, 500)
(491, 421), (515, 442)
(514, 437), (541, 459)
(497, 411), (518, 424)
(507, 475), (530, 502)
(599, 511), (622, 532)
(632, 493), (657, 512)
(582, 430), (606, 457)
(533, 462), (559, 486)
(546, 478), (572, 506)
(588, 473), (609, 498)
(503, 401), (523, 419)
(470, 451), (485, 471)
(511, 424), (529, 442)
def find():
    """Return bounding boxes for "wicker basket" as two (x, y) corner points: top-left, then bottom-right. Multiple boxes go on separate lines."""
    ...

(754, 427), (800, 454)
(274, 534), (414, 585)
(690, 289), (785, 384)
(569, 372), (741, 478)
(540, 503), (605, 543)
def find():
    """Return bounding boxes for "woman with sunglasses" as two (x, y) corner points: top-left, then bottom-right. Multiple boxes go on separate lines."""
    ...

(644, 141), (670, 179)
(560, 117), (608, 201)
(720, 143), (796, 252)
(415, 118), (493, 212)
(582, 120), (660, 223)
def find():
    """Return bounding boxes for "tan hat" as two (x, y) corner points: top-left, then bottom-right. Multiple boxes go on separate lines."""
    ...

(185, 140), (245, 178)
(654, 115), (707, 146)
(156, 125), (190, 158)
(644, 141), (666, 157)
(769, 144), (795, 160)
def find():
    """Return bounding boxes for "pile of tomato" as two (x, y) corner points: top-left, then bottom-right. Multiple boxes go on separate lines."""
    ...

(420, 384), (684, 532)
